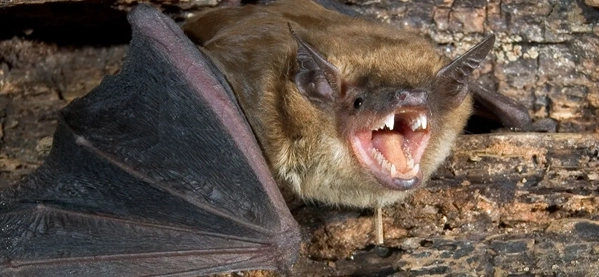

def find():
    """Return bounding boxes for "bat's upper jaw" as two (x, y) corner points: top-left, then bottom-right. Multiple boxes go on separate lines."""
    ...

(350, 108), (430, 191)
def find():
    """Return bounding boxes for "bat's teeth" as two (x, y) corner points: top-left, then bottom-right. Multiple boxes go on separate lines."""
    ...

(409, 113), (428, 131)
(384, 114), (395, 130)
(410, 163), (420, 175)
(371, 147), (395, 173)
(370, 146), (419, 176)
(373, 114), (395, 131)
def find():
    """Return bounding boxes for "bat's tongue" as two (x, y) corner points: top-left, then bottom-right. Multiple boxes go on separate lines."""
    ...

(371, 132), (408, 172)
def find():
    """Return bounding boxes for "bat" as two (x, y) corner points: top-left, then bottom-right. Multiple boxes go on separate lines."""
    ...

(182, 0), (550, 209)
(0, 4), (299, 276)
(0, 0), (553, 276)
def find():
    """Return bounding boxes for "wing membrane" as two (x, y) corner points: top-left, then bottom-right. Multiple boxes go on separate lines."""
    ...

(0, 5), (299, 276)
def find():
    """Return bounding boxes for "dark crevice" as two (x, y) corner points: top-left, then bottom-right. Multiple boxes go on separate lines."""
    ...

(0, 2), (131, 46)
(420, 239), (433, 247)
(517, 41), (573, 47)
(350, 268), (397, 277)
(443, 223), (453, 231)
(571, 210), (591, 217)
(545, 205), (560, 214)
(464, 114), (504, 134)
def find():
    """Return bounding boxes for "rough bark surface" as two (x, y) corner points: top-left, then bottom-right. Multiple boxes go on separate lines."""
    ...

(1, 0), (598, 276)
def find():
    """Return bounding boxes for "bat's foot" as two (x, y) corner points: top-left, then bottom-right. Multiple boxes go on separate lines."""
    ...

(374, 245), (392, 258)
(373, 207), (393, 258)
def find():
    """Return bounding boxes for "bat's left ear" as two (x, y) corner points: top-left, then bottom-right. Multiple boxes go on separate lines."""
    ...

(434, 34), (495, 108)
(289, 23), (341, 107)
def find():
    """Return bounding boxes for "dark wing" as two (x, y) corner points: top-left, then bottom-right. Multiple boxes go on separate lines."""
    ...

(469, 83), (557, 132)
(0, 4), (300, 277)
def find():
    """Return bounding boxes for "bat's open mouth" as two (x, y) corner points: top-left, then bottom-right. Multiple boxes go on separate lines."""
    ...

(350, 108), (430, 190)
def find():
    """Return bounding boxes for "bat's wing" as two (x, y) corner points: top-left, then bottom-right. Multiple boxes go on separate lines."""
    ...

(0, 4), (300, 277)
(469, 82), (557, 132)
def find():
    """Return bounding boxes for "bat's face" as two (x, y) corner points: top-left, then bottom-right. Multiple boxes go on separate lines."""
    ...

(285, 31), (493, 207)
(341, 83), (433, 191)
(329, 61), (473, 207)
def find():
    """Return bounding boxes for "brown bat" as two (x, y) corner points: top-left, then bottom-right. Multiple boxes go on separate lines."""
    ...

(0, 1), (553, 276)
(183, 0), (504, 208)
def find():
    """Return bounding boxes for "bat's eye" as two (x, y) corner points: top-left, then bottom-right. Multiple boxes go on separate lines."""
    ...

(354, 97), (364, 109)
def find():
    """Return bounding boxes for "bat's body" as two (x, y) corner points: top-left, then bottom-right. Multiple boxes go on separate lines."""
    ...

(0, 1), (551, 276)
(184, 0), (487, 207)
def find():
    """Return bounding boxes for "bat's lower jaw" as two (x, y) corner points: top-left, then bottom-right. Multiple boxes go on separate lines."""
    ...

(389, 173), (423, 190)
(370, 165), (424, 191)
(349, 112), (431, 191)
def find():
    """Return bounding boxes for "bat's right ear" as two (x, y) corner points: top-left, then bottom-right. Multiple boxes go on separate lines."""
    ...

(434, 34), (495, 108)
(288, 23), (341, 107)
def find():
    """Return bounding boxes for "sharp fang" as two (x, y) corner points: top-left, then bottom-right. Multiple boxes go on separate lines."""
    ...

(384, 114), (395, 130)
(412, 164), (420, 174)
(409, 113), (428, 131)
(391, 164), (396, 175)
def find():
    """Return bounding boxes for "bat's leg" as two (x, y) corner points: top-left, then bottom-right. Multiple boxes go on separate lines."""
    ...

(375, 206), (384, 245)
(373, 207), (394, 257)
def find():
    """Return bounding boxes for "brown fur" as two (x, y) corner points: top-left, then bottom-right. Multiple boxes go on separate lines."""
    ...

(183, 0), (472, 208)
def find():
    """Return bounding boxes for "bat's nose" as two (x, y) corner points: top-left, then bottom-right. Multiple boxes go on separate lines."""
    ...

(395, 89), (427, 107)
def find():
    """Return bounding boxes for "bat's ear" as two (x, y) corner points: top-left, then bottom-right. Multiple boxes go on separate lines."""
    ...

(434, 34), (495, 108)
(289, 23), (341, 107)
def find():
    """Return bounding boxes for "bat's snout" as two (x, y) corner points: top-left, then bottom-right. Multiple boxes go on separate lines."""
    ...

(394, 89), (427, 108)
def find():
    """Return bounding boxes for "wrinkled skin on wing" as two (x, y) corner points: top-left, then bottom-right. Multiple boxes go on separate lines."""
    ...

(0, 4), (299, 277)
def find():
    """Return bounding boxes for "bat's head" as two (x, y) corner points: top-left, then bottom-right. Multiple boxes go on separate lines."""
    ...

(289, 26), (495, 206)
